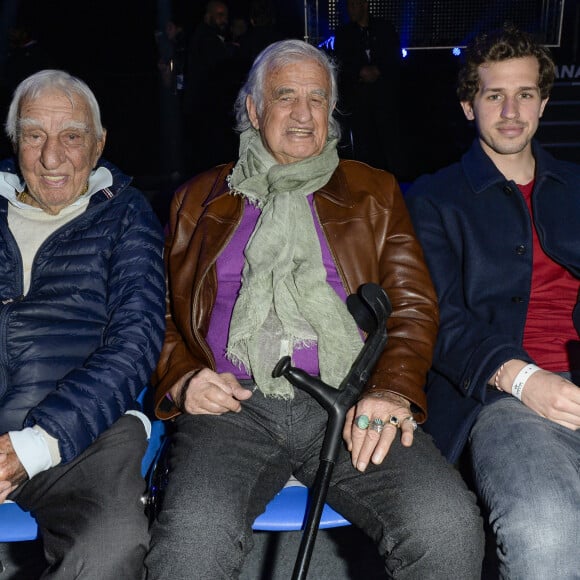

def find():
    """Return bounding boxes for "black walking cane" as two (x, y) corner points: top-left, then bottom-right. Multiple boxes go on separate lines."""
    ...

(272, 282), (392, 580)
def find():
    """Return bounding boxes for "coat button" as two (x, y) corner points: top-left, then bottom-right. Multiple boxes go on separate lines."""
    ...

(515, 244), (526, 255)
(511, 296), (524, 303)
(463, 379), (470, 390)
(502, 184), (513, 195)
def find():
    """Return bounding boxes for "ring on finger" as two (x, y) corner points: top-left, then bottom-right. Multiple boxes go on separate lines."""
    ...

(402, 415), (418, 431)
(370, 418), (384, 433)
(388, 415), (400, 428)
(356, 414), (370, 430)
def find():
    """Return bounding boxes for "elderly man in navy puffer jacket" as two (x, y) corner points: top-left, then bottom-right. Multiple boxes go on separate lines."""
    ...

(0, 69), (166, 579)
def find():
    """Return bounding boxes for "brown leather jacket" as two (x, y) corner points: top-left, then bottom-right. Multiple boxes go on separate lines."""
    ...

(154, 160), (438, 421)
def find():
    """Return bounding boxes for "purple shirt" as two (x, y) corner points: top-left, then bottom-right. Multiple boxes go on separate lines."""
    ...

(206, 195), (348, 379)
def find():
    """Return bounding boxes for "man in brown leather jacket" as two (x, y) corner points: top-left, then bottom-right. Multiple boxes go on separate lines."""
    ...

(146, 39), (483, 579)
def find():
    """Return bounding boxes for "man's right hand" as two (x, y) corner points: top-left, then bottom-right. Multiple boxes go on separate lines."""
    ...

(522, 370), (580, 431)
(0, 433), (27, 503)
(171, 369), (253, 415)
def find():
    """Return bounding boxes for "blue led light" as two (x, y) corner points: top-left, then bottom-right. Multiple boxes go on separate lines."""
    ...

(318, 36), (335, 51)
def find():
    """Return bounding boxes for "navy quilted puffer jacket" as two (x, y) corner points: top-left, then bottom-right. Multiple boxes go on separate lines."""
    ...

(0, 158), (166, 463)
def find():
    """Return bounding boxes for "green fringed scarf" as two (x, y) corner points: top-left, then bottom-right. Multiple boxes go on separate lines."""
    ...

(226, 128), (363, 398)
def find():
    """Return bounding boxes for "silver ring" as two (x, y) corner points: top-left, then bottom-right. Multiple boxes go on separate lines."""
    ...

(388, 415), (400, 428)
(370, 418), (384, 433)
(402, 415), (418, 431)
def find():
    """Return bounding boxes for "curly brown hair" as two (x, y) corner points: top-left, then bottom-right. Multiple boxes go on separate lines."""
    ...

(457, 25), (555, 103)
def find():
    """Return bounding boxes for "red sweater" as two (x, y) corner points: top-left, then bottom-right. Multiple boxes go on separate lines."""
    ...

(520, 180), (580, 371)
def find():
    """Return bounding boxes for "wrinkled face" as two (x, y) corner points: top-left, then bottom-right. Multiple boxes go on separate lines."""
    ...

(247, 59), (331, 165)
(461, 56), (548, 162)
(17, 89), (105, 215)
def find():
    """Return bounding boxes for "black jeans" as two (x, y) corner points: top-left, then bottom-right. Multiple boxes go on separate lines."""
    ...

(11, 415), (149, 580)
(147, 386), (484, 579)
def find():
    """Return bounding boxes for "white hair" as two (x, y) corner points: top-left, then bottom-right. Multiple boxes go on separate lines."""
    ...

(5, 69), (104, 146)
(234, 39), (341, 140)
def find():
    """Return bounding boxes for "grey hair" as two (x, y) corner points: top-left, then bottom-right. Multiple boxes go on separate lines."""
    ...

(5, 69), (105, 146)
(234, 39), (341, 140)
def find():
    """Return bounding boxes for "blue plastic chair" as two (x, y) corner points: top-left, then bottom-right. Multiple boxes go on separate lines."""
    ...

(0, 501), (38, 542)
(252, 478), (349, 531)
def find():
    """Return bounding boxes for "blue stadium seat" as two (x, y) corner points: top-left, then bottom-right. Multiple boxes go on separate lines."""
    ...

(0, 501), (38, 542)
(252, 478), (350, 531)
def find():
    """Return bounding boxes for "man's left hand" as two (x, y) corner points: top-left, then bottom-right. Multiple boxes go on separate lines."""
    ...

(343, 393), (416, 473)
(0, 434), (28, 503)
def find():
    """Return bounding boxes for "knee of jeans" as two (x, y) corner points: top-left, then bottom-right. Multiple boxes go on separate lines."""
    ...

(500, 493), (576, 552)
(152, 490), (253, 550)
(149, 509), (253, 578)
(158, 485), (248, 529)
(385, 492), (484, 560)
(496, 509), (577, 579)
(429, 503), (484, 550)
(380, 507), (484, 579)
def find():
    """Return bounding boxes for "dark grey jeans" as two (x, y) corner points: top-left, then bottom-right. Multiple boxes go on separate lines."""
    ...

(11, 415), (149, 580)
(146, 387), (484, 579)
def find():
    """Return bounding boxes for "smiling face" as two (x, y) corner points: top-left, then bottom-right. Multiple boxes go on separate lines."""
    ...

(246, 59), (331, 165)
(17, 89), (106, 215)
(461, 56), (548, 165)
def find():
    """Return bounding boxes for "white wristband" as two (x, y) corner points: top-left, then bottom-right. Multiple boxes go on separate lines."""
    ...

(511, 364), (541, 400)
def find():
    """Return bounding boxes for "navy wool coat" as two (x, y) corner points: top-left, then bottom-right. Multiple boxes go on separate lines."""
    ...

(405, 139), (580, 462)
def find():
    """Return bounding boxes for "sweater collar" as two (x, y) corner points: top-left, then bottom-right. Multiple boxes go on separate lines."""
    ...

(0, 157), (132, 200)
